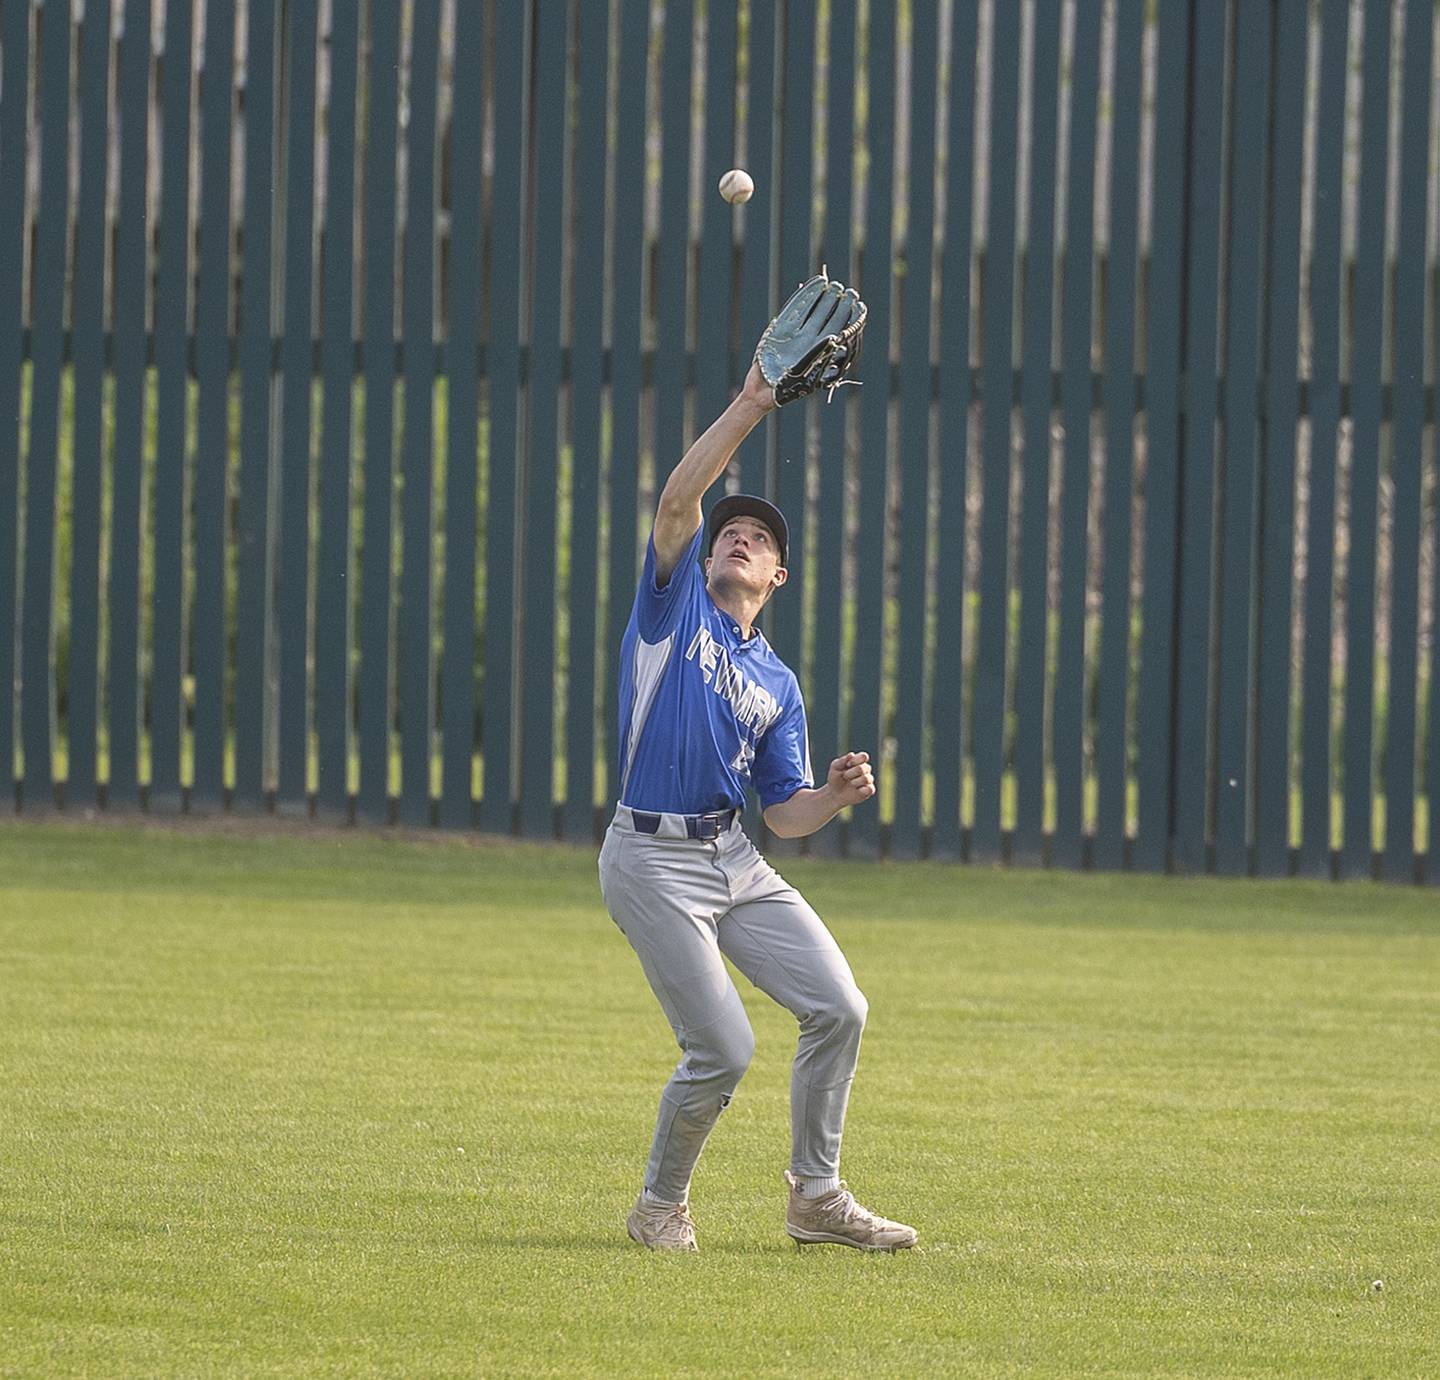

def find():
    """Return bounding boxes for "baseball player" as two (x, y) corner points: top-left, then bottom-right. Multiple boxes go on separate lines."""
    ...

(598, 274), (916, 1253)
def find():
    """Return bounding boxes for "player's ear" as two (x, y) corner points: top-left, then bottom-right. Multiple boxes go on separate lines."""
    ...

(773, 566), (788, 589)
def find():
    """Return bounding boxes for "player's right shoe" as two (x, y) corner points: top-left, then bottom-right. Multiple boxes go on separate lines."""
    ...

(626, 1194), (699, 1252)
(784, 1171), (917, 1252)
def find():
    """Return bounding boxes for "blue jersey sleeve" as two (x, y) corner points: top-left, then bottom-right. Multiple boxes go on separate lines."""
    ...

(752, 677), (814, 809)
(633, 524), (705, 642)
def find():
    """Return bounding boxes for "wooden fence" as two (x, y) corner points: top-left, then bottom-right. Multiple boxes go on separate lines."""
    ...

(2, 0), (1438, 881)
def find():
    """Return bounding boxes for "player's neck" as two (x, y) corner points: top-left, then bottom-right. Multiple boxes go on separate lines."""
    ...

(706, 583), (767, 640)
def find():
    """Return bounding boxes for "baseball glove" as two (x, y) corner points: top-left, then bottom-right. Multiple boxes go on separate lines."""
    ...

(753, 267), (867, 406)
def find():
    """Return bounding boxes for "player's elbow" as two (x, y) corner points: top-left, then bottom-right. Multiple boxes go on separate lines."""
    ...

(762, 797), (808, 838)
(653, 494), (700, 564)
(762, 805), (793, 838)
(655, 477), (700, 530)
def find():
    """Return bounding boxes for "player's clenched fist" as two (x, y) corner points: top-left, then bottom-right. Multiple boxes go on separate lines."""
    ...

(826, 751), (876, 808)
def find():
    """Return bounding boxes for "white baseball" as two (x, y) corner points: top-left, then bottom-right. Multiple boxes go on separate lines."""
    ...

(719, 168), (754, 204)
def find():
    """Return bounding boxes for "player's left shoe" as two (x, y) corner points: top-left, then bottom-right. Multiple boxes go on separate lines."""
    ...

(626, 1194), (699, 1252)
(784, 1171), (917, 1252)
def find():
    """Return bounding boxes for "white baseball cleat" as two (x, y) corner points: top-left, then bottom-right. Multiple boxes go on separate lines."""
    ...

(784, 1171), (918, 1252)
(627, 1194), (699, 1252)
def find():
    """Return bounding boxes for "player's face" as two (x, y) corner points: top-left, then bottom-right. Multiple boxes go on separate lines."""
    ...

(706, 517), (785, 597)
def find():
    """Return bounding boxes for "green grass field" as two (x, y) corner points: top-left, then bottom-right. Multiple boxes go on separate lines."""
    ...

(1, 819), (1435, 1378)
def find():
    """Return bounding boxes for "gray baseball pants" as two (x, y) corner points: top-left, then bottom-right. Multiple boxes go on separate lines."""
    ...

(598, 806), (868, 1204)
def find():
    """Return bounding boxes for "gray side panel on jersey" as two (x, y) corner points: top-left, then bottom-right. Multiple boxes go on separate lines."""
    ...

(621, 632), (676, 798)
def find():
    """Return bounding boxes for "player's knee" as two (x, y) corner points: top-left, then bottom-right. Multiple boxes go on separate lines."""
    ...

(714, 1022), (756, 1082)
(692, 1020), (755, 1085)
(815, 985), (868, 1040)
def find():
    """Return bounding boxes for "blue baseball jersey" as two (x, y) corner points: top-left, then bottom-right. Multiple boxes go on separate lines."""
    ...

(616, 524), (813, 814)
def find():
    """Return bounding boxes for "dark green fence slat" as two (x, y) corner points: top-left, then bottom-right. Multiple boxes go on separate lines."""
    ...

(653, 0), (693, 523)
(236, 0), (277, 804)
(150, 0), (194, 803)
(1433, 587), (1440, 878)
(891, 0), (939, 859)
(316, 0), (360, 816)
(398, 0), (441, 826)
(930, 0), (979, 860)
(0, 0), (27, 803)
(1132, 0), (1190, 874)
(971, 0), (1020, 862)
(66, 0), (114, 807)
(1302, 8), (1344, 873)
(1431, 466), (1440, 883)
(562, 0), (610, 843)
(479, 0), (526, 833)
(1426, 98), (1440, 885)
(735, 0), (775, 502)
(193, 0), (237, 805)
(1012, 0), (1060, 866)
(806, 0), (857, 860)
(1092, 0), (1143, 872)
(1341, 0), (1389, 880)
(21, 0), (72, 806)
(277, 0), (318, 806)
(1299, 0), (1346, 878)
(518, 1), (564, 839)
(1170, 0), (1226, 873)
(847, 0), (896, 858)
(440, 0), (485, 830)
(1383, 3), (1430, 885)
(358, 0), (400, 820)
(695, 3), (738, 437)
(1053, 0), (1102, 870)
(1254, 0), (1307, 878)
(108, 0), (153, 805)
(1212, 0), (1271, 876)
(770, 0), (814, 683)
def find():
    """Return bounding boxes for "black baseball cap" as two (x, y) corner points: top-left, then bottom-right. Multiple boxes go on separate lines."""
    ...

(707, 494), (789, 566)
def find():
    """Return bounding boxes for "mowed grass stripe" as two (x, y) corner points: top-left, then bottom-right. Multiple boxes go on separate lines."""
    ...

(1, 820), (1435, 1379)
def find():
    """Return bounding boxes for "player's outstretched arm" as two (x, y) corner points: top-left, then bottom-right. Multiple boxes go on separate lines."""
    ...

(763, 752), (876, 839)
(652, 363), (775, 584)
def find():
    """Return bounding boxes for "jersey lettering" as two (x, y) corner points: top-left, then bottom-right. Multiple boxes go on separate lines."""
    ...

(685, 625), (784, 737)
